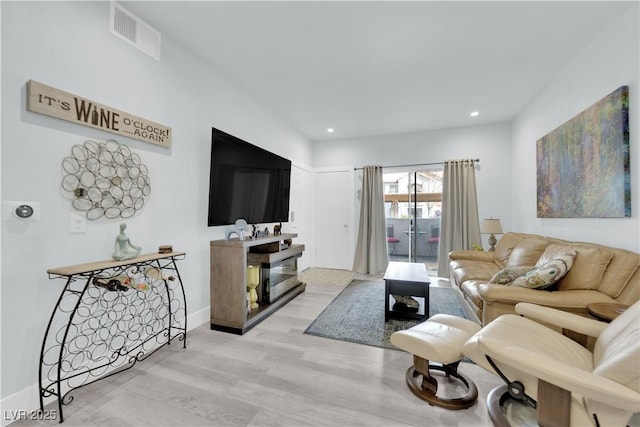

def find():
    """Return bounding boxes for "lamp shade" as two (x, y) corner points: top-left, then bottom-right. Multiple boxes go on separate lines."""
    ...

(481, 219), (503, 235)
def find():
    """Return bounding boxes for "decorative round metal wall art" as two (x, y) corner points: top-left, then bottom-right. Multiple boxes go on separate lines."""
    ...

(61, 139), (151, 220)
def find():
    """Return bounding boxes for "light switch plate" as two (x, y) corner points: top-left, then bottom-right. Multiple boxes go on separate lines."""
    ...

(69, 212), (86, 233)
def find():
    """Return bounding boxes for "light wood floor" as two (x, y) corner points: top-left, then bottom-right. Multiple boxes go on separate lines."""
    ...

(16, 279), (520, 427)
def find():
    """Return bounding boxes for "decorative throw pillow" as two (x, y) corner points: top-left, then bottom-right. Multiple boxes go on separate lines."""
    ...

(489, 267), (532, 286)
(511, 252), (577, 290)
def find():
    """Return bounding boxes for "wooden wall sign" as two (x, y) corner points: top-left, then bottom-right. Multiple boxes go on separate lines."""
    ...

(26, 80), (172, 148)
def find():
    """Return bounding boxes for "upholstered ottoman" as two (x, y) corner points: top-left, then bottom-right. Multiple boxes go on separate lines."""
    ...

(390, 314), (481, 409)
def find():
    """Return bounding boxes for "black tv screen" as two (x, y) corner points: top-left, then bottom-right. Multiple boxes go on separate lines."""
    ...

(208, 127), (291, 226)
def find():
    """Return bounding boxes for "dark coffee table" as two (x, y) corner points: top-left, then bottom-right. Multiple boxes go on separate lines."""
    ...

(384, 261), (430, 322)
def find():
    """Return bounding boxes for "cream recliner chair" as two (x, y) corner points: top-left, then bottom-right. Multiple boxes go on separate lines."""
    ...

(463, 301), (640, 427)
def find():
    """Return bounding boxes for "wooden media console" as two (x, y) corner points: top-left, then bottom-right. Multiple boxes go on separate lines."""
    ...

(210, 233), (305, 334)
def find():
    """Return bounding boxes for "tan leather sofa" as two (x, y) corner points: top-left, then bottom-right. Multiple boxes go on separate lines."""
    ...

(449, 232), (640, 325)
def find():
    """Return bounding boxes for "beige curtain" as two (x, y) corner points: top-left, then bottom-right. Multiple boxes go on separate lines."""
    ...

(437, 159), (481, 277)
(353, 165), (388, 274)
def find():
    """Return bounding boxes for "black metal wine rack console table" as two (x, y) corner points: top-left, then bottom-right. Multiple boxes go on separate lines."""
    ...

(39, 252), (187, 422)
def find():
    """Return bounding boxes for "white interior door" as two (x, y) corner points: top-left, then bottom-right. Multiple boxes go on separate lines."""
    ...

(315, 168), (354, 270)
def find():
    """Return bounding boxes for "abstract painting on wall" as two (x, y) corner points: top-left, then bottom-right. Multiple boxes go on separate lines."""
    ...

(537, 86), (630, 218)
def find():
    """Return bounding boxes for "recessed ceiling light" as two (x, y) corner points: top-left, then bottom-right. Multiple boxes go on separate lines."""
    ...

(470, 111), (480, 117)
(327, 128), (335, 133)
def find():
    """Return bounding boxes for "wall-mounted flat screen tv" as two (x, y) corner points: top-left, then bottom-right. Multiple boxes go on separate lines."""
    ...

(208, 127), (291, 226)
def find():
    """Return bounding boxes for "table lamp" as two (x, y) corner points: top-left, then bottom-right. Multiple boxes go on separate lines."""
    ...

(481, 219), (503, 251)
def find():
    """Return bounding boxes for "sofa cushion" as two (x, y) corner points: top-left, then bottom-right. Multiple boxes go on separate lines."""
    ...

(506, 237), (551, 268)
(598, 249), (640, 298)
(461, 280), (485, 310)
(492, 233), (527, 268)
(450, 259), (500, 285)
(489, 266), (532, 286)
(512, 252), (576, 290)
(538, 244), (613, 291)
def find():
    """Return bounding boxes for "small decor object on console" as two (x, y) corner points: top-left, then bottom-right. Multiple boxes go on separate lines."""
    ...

(158, 245), (172, 254)
(247, 265), (260, 310)
(274, 222), (282, 235)
(252, 226), (271, 238)
(235, 219), (248, 240)
(225, 219), (249, 241)
(112, 223), (141, 260)
(225, 225), (236, 241)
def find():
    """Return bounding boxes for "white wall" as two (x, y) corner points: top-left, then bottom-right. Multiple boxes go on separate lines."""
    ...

(512, 3), (639, 252)
(313, 122), (513, 249)
(0, 0), (312, 406)
(314, 3), (640, 255)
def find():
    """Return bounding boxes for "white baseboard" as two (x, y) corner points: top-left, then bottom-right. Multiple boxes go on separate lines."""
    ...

(186, 306), (210, 331)
(0, 306), (210, 426)
(0, 384), (51, 427)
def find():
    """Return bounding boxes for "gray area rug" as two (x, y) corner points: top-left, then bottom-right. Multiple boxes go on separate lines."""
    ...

(298, 267), (355, 286)
(305, 279), (473, 350)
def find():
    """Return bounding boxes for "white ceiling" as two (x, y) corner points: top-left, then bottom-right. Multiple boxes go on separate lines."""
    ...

(122, 1), (632, 142)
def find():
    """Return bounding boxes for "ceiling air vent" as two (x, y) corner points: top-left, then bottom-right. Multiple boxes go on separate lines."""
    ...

(109, 1), (161, 61)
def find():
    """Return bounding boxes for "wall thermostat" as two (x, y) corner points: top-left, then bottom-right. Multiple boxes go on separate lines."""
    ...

(15, 204), (34, 218)
(2, 201), (41, 222)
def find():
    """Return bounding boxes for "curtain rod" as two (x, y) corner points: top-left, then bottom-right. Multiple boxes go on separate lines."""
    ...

(353, 159), (480, 171)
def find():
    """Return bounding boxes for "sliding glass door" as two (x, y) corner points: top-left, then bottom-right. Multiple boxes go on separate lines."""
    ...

(384, 169), (442, 272)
